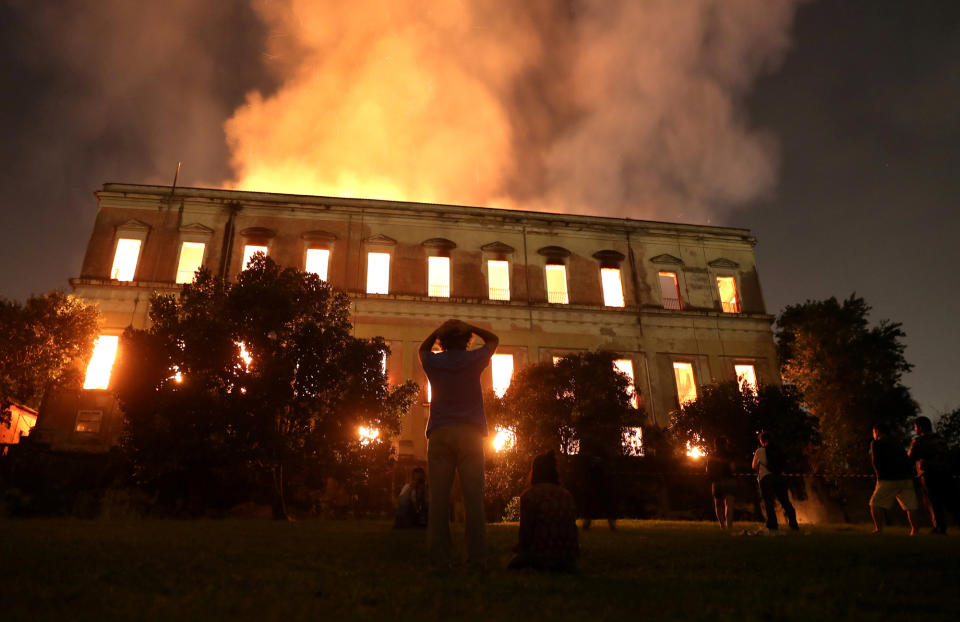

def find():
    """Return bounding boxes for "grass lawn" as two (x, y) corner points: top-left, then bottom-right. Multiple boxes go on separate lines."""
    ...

(1, 519), (957, 621)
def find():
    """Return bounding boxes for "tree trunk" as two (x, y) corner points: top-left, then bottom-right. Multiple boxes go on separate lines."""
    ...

(271, 463), (291, 520)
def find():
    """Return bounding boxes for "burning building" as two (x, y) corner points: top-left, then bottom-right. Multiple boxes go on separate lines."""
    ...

(32, 183), (778, 457)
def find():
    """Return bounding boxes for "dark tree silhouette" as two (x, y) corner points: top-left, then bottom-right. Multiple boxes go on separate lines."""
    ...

(112, 255), (417, 517)
(0, 291), (99, 423)
(776, 295), (917, 472)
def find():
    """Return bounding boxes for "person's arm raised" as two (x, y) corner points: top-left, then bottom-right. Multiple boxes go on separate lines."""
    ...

(459, 321), (499, 354)
(419, 321), (454, 360)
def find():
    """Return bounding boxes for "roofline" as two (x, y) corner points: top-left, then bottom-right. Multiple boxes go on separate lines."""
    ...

(99, 182), (755, 239)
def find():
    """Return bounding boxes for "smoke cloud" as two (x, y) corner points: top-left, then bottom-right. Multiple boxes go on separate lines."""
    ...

(226, 0), (801, 221)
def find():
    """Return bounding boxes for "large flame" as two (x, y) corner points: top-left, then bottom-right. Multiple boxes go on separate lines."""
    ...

(223, 1), (800, 219)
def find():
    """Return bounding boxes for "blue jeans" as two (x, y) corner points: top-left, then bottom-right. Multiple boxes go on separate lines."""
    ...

(427, 423), (487, 568)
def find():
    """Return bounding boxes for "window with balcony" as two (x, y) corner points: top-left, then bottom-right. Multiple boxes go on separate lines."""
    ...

(428, 256), (450, 297)
(545, 265), (569, 304)
(366, 252), (391, 294)
(242, 245), (268, 269)
(672, 362), (698, 405)
(491, 353), (514, 398)
(717, 276), (741, 313)
(83, 335), (120, 390)
(110, 238), (142, 281)
(175, 242), (206, 284)
(735, 364), (758, 393)
(487, 260), (510, 301)
(600, 268), (625, 307)
(305, 248), (330, 280)
(614, 359), (639, 408)
(658, 271), (682, 310)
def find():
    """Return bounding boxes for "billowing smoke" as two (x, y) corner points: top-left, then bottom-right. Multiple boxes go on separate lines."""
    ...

(226, 0), (800, 221)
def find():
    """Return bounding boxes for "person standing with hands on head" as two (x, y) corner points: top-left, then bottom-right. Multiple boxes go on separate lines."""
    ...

(419, 319), (499, 570)
(752, 431), (799, 532)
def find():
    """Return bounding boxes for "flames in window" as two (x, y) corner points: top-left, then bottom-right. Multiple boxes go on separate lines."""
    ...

(110, 238), (141, 281)
(717, 276), (740, 313)
(242, 245), (268, 269)
(366, 252), (390, 294)
(686, 434), (706, 459)
(672, 362), (697, 405)
(622, 426), (643, 456)
(428, 256), (450, 297)
(614, 359), (638, 408)
(600, 268), (625, 307)
(487, 260), (510, 301)
(545, 264), (568, 304)
(491, 353), (514, 398)
(175, 242), (205, 284)
(358, 425), (380, 446)
(735, 364), (757, 393)
(492, 426), (516, 452)
(305, 248), (330, 280)
(83, 335), (119, 390)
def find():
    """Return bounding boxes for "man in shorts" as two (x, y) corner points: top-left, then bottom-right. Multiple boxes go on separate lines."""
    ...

(870, 423), (918, 535)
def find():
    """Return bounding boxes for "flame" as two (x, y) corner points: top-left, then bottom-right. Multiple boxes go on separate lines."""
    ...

(685, 439), (706, 460)
(358, 425), (380, 446)
(237, 342), (252, 370)
(83, 335), (119, 390)
(492, 426), (516, 452)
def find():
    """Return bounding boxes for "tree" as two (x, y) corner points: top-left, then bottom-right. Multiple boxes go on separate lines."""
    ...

(484, 351), (643, 515)
(112, 255), (418, 517)
(776, 295), (917, 472)
(0, 292), (100, 424)
(670, 382), (819, 472)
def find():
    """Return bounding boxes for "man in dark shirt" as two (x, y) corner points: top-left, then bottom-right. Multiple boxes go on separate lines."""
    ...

(419, 319), (499, 569)
(707, 436), (737, 530)
(869, 424), (918, 535)
(908, 416), (952, 535)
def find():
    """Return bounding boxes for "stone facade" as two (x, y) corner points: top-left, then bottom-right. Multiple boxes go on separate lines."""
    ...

(36, 183), (779, 456)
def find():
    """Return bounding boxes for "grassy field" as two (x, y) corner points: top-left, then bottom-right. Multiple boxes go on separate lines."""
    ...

(1, 519), (957, 621)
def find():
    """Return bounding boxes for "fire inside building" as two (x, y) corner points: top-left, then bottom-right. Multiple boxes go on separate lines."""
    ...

(31, 183), (778, 459)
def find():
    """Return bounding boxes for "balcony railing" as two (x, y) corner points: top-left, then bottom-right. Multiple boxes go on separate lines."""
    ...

(428, 284), (450, 297)
(721, 300), (741, 313)
(662, 297), (682, 310)
(488, 287), (510, 301)
(547, 290), (569, 304)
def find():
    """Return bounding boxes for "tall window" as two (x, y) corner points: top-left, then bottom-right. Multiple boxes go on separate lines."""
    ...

(428, 256), (450, 297)
(614, 359), (638, 408)
(305, 248), (330, 280)
(545, 265), (569, 304)
(110, 238), (142, 281)
(175, 242), (205, 284)
(735, 364), (758, 393)
(659, 271), (682, 310)
(366, 252), (390, 294)
(600, 268), (625, 307)
(83, 335), (120, 390)
(672, 362), (697, 405)
(242, 245), (268, 269)
(487, 260), (510, 301)
(716, 276), (740, 313)
(491, 353), (514, 398)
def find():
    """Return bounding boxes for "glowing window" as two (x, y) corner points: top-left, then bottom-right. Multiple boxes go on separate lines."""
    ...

(242, 245), (268, 270)
(487, 260), (510, 301)
(83, 335), (119, 390)
(426, 380), (432, 403)
(75, 410), (103, 433)
(366, 252), (390, 294)
(717, 276), (740, 313)
(305, 248), (330, 280)
(175, 242), (205, 284)
(491, 353), (514, 398)
(552, 355), (563, 366)
(545, 265), (568, 304)
(428, 256), (450, 297)
(672, 362), (697, 405)
(601, 268), (625, 307)
(735, 364), (758, 393)
(110, 238), (142, 281)
(614, 359), (638, 408)
(659, 271), (682, 310)
(358, 425), (380, 446)
(622, 427), (643, 457)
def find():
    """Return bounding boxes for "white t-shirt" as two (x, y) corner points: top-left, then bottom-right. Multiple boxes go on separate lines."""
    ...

(752, 447), (772, 481)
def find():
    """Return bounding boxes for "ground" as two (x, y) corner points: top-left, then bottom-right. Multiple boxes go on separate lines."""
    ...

(1, 519), (957, 621)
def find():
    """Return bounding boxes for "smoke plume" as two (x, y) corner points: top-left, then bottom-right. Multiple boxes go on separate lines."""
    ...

(226, 0), (801, 221)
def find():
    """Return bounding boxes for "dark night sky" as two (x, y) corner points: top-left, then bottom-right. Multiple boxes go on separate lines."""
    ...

(1, 1), (958, 416)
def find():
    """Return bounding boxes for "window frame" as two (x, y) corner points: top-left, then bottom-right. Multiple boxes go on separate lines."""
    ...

(716, 275), (742, 314)
(658, 271), (683, 310)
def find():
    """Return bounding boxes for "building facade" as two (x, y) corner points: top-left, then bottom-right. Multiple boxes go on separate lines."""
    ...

(33, 183), (779, 457)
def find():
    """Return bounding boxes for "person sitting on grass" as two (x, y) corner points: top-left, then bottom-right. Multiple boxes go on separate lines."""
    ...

(707, 436), (737, 530)
(869, 424), (918, 535)
(394, 466), (428, 529)
(508, 450), (579, 572)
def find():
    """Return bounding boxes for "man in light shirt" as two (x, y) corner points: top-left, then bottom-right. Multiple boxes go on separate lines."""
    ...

(752, 431), (799, 532)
